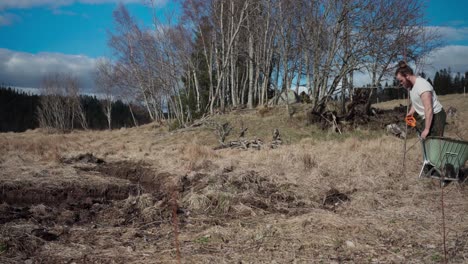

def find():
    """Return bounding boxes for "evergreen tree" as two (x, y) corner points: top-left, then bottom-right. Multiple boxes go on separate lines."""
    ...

(427, 77), (433, 86)
(0, 86), (150, 132)
(0, 86), (40, 132)
(453, 72), (462, 93)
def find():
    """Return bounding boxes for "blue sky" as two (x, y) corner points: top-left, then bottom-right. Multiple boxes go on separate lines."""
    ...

(0, 0), (467, 91)
(0, 0), (177, 57)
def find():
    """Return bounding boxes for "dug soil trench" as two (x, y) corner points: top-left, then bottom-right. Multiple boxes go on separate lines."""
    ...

(0, 155), (179, 263)
(0, 153), (318, 263)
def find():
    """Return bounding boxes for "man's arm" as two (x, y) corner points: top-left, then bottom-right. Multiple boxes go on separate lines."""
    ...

(420, 91), (433, 139)
(407, 105), (415, 117)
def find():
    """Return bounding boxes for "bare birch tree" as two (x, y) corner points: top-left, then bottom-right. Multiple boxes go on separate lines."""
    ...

(95, 58), (116, 130)
(103, 0), (441, 129)
(37, 73), (87, 132)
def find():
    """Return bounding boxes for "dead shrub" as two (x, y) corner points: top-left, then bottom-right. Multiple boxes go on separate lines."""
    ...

(181, 169), (307, 218)
(29, 204), (56, 222)
(136, 194), (155, 210)
(183, 144), (216, 160)
(301, 153), (317, 170)
(183, 192), (211, 212)
(1, 136), (63, 162)
(184, 191), (233, 214)
(257, 106), (271, 117)
(123, 194), (155, 212)
(0, 139), (9, 157)
(141, 205), (163, 222)
(208, 192), (234, 214)
(183, 144), (218, 170)
(120, 194), (166, 223)
(29, 204), (48, 216)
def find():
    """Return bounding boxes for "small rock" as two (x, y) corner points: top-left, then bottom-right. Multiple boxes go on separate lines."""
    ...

(345, 240), (355, 248)
(127, 246), (134, 252)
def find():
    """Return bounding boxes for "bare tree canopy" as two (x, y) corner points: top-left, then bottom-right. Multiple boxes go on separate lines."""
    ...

(37, 72), (88, 132)
(103, 0), (440, 128)
(95, 58), (117, 130)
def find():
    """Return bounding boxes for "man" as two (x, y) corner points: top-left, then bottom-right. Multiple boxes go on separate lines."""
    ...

(395, 61), (446, 139)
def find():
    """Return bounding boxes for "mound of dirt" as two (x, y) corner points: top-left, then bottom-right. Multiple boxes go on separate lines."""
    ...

(321, 188), (351, 211)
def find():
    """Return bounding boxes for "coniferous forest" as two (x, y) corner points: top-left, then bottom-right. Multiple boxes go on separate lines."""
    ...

(0, 86), (151, 132)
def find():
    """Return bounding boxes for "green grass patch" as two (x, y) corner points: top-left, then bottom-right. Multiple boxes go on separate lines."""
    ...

(0, 243), (7, 253)
(194, 236), (210, 244)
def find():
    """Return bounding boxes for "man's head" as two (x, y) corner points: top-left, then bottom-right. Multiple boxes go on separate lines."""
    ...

(395, 61), (414, 89)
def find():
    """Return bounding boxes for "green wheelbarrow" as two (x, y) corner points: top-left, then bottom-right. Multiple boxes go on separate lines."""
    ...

(419, 137), (468, 183)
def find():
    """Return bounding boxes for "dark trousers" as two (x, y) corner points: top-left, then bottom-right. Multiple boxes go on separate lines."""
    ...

(418, 108), (446, 137)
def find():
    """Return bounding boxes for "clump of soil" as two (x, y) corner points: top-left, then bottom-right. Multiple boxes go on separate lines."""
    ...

(60, 153), (104, 164)
(321, 188), (351, 211)
(96, 161), (169, 198)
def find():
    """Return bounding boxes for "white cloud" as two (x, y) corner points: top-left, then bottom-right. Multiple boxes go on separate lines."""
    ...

(422, 45), (468, 77)
(50, 7), (78, 16)
(341, 45), (468, 85)
(0, 48), (99, 92)
(0, 12), (20, 26)
(0, 0), (167, 10)
(427, 26), (468, 42)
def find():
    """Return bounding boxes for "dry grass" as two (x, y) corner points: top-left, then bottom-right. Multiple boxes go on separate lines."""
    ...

(0, 94), (467, 263)
(180, 143), (219, 171)
(0, 133), (67, 162)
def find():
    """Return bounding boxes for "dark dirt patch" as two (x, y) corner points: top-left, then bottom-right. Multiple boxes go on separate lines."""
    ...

(0, 228), (45, 260)
(95, 161), (169, 198)
(60, 153), (104, 164)
(0, 157), (177, 218)
(321, 188), (351, 211)
(0, 181), (138, 207)
(0, 204), (31, 224)
(30, 228), (59, 241)
(0, 157), (179, 262)
(0, 158), (315, 262)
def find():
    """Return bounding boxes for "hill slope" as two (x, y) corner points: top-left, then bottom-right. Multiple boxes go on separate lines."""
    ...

(0, 94), (467, 263)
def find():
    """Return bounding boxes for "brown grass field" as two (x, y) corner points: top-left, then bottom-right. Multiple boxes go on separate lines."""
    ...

(0, 93), (467, 263)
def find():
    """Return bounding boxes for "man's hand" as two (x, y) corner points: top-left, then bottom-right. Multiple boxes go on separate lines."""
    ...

(421, 129), (429, 139)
